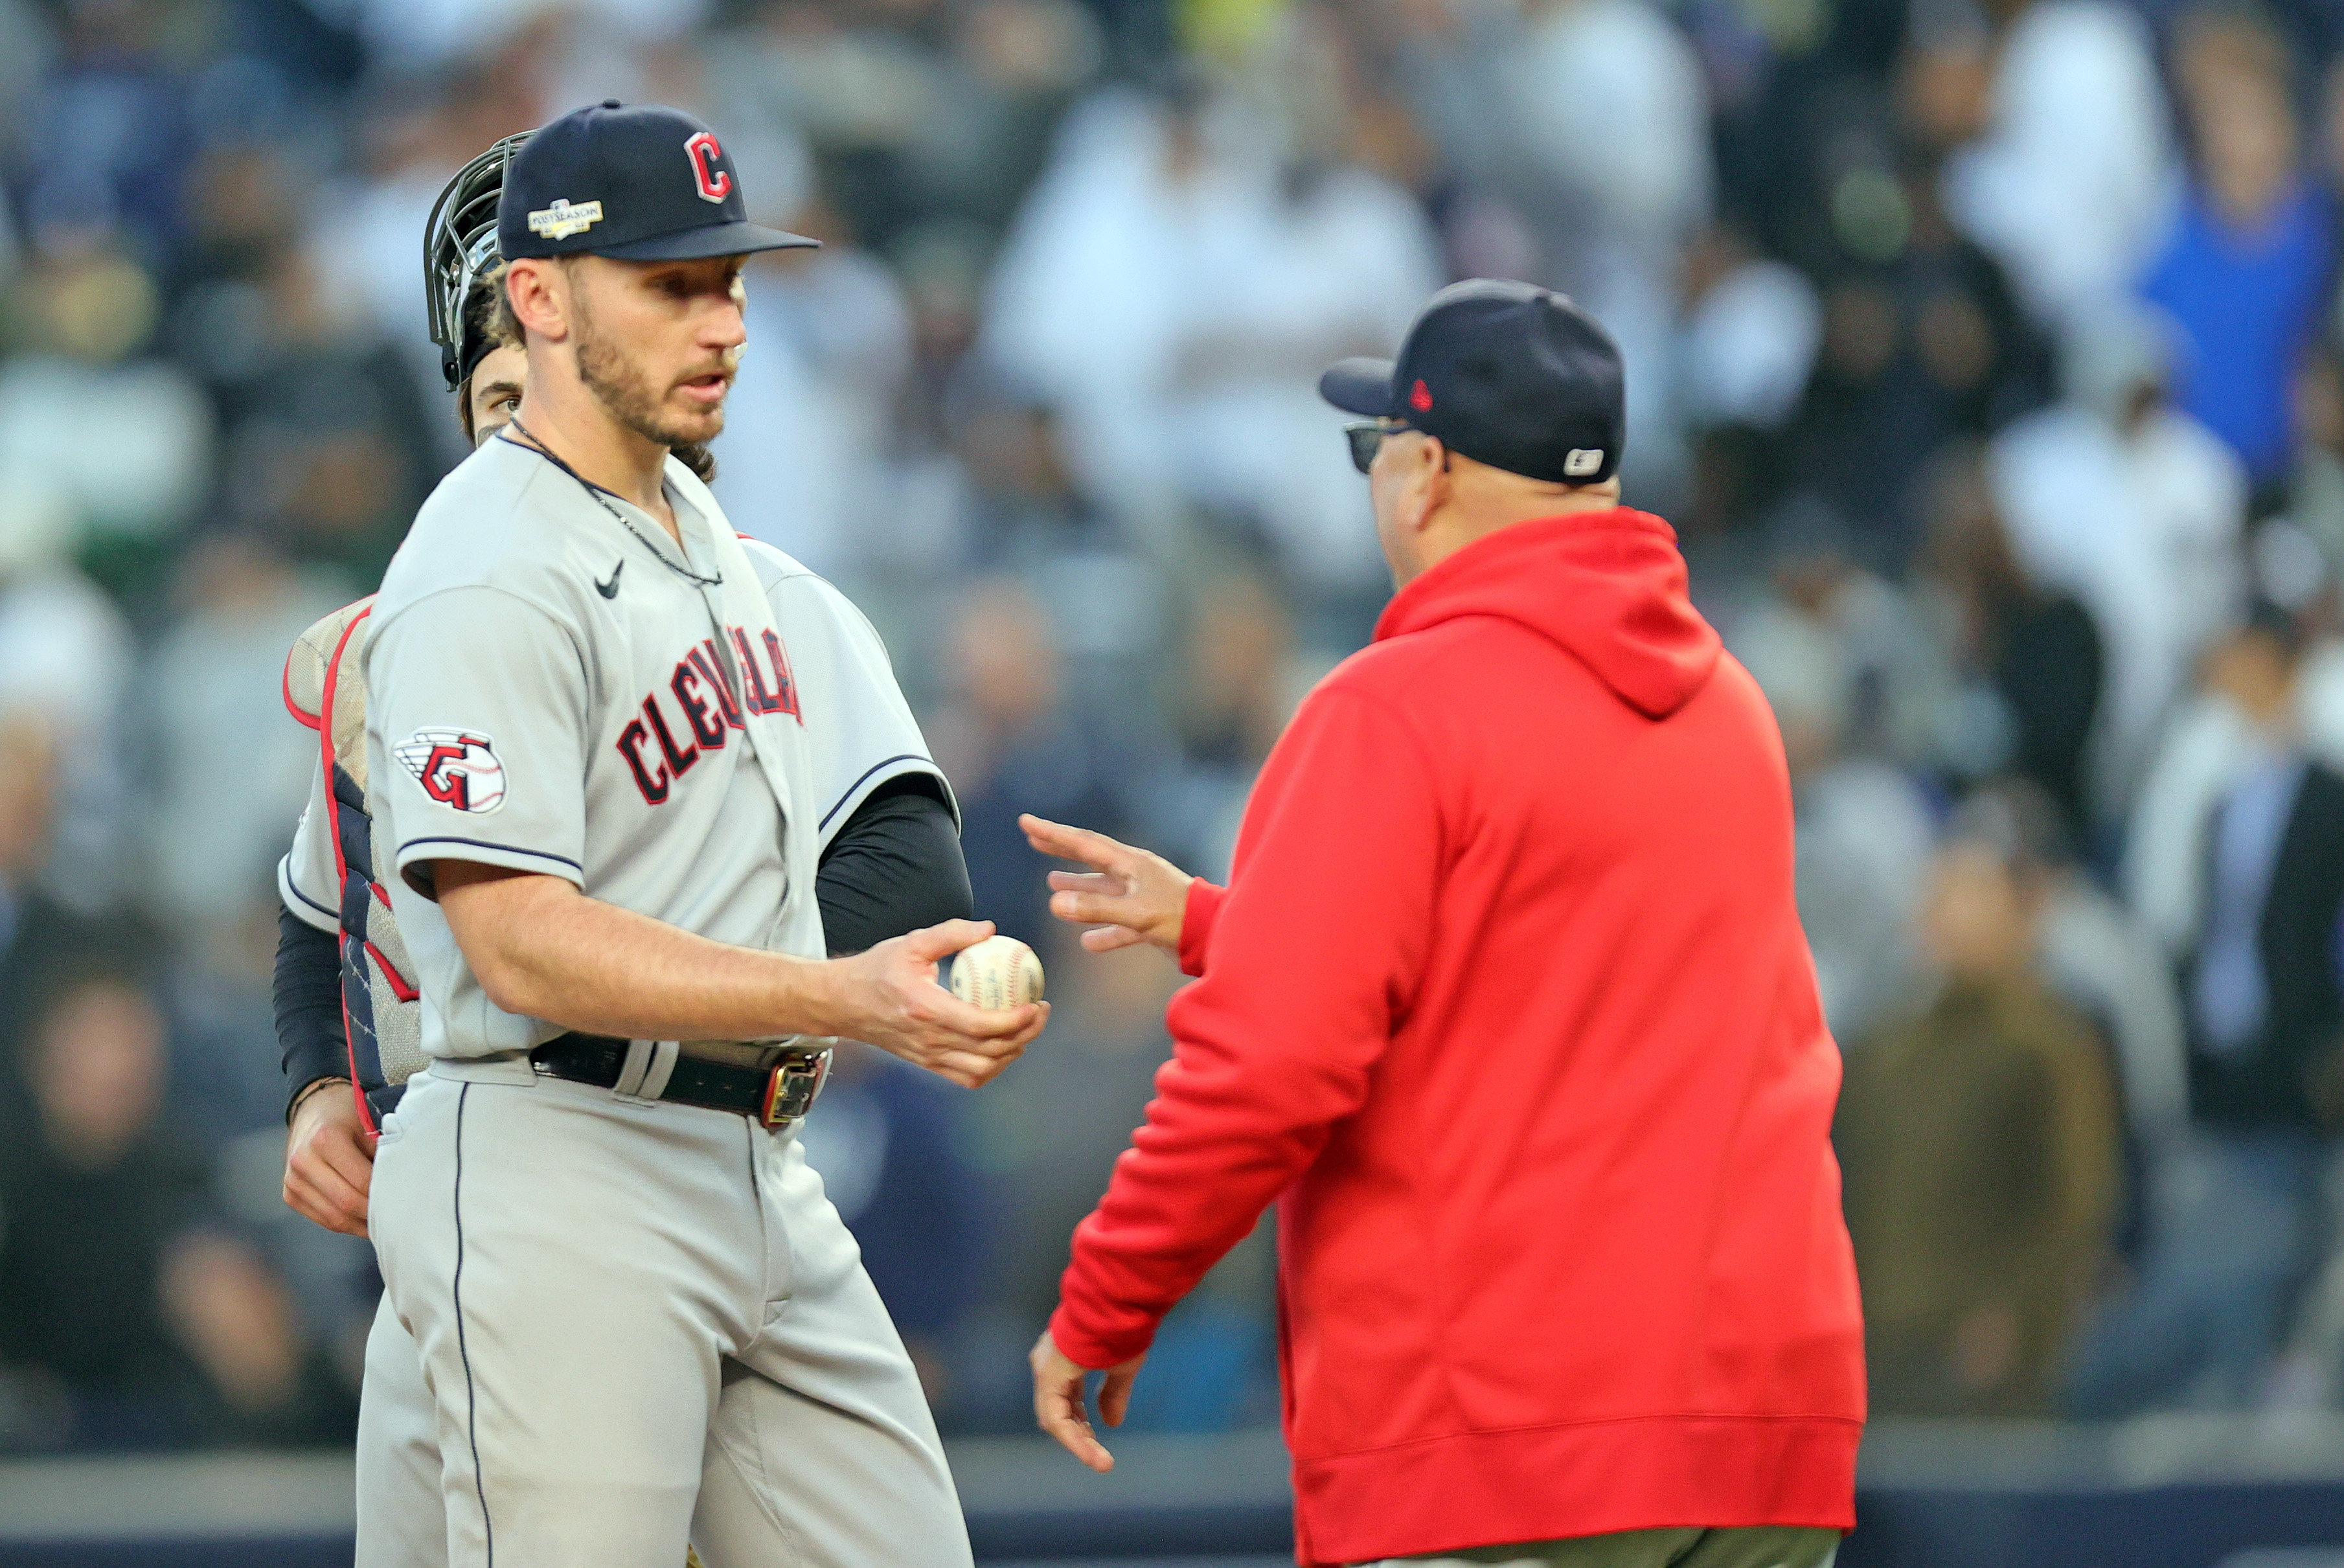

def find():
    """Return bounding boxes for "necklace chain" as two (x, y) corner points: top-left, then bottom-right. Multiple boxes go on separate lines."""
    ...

(506, 416), (725, 589)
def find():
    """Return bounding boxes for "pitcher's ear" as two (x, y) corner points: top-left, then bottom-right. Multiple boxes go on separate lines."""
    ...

(504, 258), (570, 343)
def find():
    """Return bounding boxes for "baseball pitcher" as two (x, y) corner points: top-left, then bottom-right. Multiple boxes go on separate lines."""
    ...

(276, 106), (1038, 1567)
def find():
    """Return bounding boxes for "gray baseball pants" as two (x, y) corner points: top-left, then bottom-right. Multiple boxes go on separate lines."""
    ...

(364, 1058), (972, 1568)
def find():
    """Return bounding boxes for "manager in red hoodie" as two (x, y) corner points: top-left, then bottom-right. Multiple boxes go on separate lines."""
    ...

(1021, 280), (1865, 1568)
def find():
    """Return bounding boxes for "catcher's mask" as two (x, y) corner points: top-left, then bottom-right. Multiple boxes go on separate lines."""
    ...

(424, 131), (530, 392)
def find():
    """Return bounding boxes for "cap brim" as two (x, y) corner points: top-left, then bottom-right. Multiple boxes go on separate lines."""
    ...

(592, 221), (821, 262)
(1319, 357), (1397, 416)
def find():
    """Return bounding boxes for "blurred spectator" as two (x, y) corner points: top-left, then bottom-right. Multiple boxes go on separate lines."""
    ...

(2274, 1210), (2344, 1409)
(893, 220), (998, 458)
(155, 1227), (356, 1445)
(715, 207), (915, 582)
(1917, 443), (2104, 834)
(15, 1), (198, 277)
(796, 1044), (985, 1413)
(0, 711), (72, 1036)
(1735, 573), (1935, 1044)
(335, 65), (539, 426)
(706, 0), (1099, 253)
(197, 238), (439, 585)
(137, 534), (343, 933)
(0, 235), (214, 552)
(0, 959), (351, 1450)
(1761, 495), (1957, 766)
(985, 79), (1441, 593)
(1786, 149), (2050, 565)
(1676, 222), (1823, 437)
(1992, 306), (2247, 818)
(1837, 786), (2122, 1416)
(919, 369), (1175, 738)
(0, 491), (133, 904)
(926, 578), (1124, 948)
(2143, 7), (2336, 490)
(164, 870), (300, 1152)
(1135, 570), (1303, 878)
(2033, 824), (2191, 1265)
(2178, 604), (2344, 1137)
(0, 960), (207, 1450)
(1941, 0), (2174, 326)
(2293, 341), (2344, 583)
(2081, 606), (2344, 1412)
(944, 369), (1113, 568)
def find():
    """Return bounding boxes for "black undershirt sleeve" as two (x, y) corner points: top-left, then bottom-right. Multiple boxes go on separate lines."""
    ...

(817, 774), (974, 955)
(274, 905), (348, 1115)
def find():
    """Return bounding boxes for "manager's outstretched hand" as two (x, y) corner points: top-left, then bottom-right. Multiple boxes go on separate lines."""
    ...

(1031, 1329), (1146, 1473)
(1021, 815), (1192, 958)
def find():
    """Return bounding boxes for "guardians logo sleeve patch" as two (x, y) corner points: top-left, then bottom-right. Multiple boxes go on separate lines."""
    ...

(395, 729), (508, 814)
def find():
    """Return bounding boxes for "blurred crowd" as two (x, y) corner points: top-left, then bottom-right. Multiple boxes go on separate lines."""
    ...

(1, 0), (2343, 1453)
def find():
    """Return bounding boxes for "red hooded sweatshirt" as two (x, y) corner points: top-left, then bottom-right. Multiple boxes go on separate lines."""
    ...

(1049, 508), (1865, 1565)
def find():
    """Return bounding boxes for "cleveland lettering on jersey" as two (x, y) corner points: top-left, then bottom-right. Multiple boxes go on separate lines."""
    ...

(733, 626), (801, 720)
(617, 626), (798, 804)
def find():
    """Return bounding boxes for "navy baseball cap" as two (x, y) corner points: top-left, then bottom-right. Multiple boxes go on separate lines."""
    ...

(497, 100), (817, 264)
(1319, 279), (1625, 485)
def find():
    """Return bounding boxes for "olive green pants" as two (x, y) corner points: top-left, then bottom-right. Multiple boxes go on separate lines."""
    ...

(1356, 1525), (1841, 1568)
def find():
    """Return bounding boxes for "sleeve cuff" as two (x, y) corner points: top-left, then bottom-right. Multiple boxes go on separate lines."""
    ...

(1047, 1300), (1159, 1372)
(816, 755), (953, 846)
(394, 837), (584, 901)
(1177, 878), (1225, 978)
(279, 856), (340, 934)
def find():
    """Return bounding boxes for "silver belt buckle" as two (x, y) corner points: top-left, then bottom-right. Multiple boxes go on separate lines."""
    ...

(760, 1040), (833, 1127)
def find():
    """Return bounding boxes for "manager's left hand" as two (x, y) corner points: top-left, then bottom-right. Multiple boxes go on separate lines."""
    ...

(1031, 1329), (1146, 1473)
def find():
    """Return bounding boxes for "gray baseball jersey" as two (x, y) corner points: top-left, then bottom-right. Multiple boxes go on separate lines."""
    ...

(350, 434), (973, 1568)
(363, 435), (856, 1058)
(277, 523), (945, 953)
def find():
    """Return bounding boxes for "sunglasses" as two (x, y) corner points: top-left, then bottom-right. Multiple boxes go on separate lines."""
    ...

(1343, 420), (1449, 475)
(1345, 420), (1404, 475)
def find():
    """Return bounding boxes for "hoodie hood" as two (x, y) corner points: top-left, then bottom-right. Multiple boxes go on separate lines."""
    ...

(1375, 508), (1721, 719)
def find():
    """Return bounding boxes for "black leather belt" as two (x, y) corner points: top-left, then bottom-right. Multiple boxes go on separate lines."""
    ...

(529, 1034), (832, 1126)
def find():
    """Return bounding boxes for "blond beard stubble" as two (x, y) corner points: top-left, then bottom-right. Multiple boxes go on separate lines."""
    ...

(573, 290), (726, 452)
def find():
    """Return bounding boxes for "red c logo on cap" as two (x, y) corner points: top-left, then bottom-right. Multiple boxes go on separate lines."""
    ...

(1409, 379), (1433, 412)
(685, 131), (732, 204)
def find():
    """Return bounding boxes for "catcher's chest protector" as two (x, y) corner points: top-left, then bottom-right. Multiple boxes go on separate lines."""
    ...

(288, 598), (427, 1132)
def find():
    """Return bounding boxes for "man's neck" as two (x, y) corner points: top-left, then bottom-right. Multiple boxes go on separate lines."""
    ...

(510, 377), (677, 540)
(1412, 488), (1621, 582)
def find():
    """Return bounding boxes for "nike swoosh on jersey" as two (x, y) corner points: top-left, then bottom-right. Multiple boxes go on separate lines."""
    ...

(596, 562), (624, 598)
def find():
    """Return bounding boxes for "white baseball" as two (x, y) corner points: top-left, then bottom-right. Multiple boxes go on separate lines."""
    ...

(948, 933), (1044, 1010)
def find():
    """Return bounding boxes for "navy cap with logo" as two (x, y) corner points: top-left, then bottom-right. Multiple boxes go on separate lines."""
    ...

(497, 100), (817, 265)
(1319, 278), (1625, 486)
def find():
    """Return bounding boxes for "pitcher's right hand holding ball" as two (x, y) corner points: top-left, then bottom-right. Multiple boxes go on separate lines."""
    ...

(821, 918), (1048, 1087)
(1020, 815), (1193, 957)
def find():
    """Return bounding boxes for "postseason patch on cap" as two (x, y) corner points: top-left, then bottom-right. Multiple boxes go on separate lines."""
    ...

(528, 198), (604, 240)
